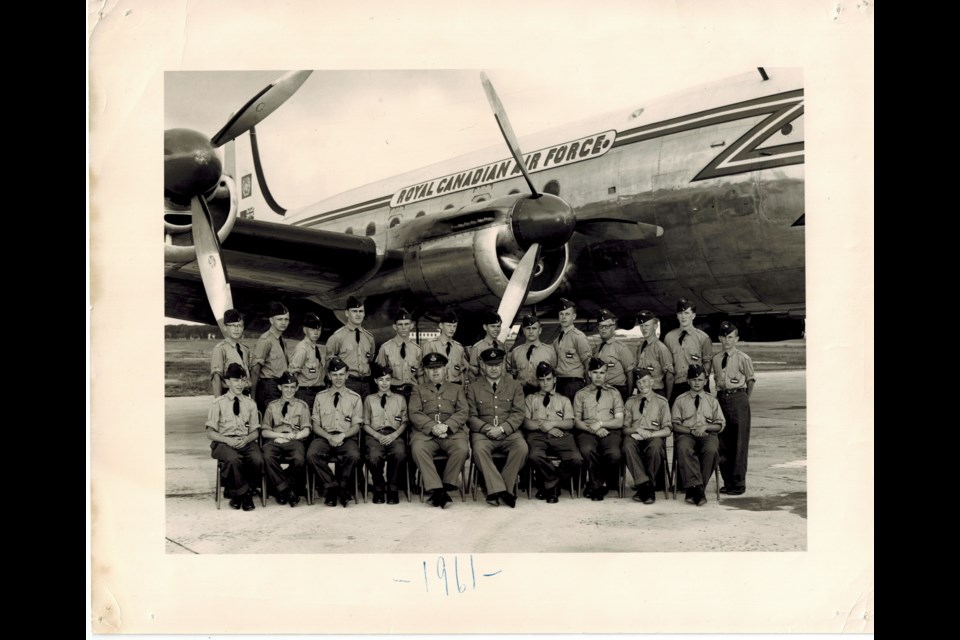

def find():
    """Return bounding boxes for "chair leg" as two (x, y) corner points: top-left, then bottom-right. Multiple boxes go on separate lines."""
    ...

(406, 459), (412, 503)
(460, 463), (466, 502)
(470, 460), (479, 501)
(261, 474), (267, 507)
(671, 446), (679, 500)
(714, 459), (721, 502)
(215, 462), (222, 510)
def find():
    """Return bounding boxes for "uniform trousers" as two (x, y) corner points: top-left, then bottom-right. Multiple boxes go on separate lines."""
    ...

(525, 431), (583, 491)
(557, 377), (586, 402)
(717, 390), (751, 490)
(410, 431), (469, 492)
(211, 441), (263, 498)
(255, 378), (281, 415)
(262, 439), (306, 495)
(575, 431), (623, 491)
(295, 386), (324, 411)
(346, 376), (372, 398)
(622, 435), (665, 487)
(364, 432), (408, 491)
(612, 385), (629, 403)
(306, 436), (360, 493)
(471, 432), (528, 496)
(675, 433), (719, 489)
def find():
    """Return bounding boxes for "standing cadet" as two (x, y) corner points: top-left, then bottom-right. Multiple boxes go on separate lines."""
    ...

(522, 362), (583, 503)
(210, 308), (251, 397)
(508, 314), (557, 396)
(554, 298), (593, 402)
(594, 308), (636, 402)
(325, 296), (376, 398)
(422, 308), (468, 386)
(375, 309), (422, 401)
(467, 310), (504, 382)
(635, 310), (674, 400)
(363, 363), (408, 504)
(206, 363), (263, 511)
(306, 357), (363, 507)
(622, 369), (672, 504)
(672, 364), (724, 506)
(711, 321), (756, 496)
(250, 301), (290, 415)
(289, 312), (326, 410)
(408, 352), (471, 508)
(573, 357), (625, 501)
(261, 372), (310, 507)
(664, 299), (714, 404)
(466, 347), (529, 507)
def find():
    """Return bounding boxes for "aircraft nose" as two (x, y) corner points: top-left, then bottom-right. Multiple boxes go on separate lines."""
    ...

(510, 193), (576, 251)
(164, 128), (223, 199)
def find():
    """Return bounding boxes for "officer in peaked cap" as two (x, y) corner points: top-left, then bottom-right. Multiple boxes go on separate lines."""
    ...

(573, 356), (625, 500)
(554, 298), (593, 402)
(635, 310), (674, 400)
(289, 312), (326, 410)
(509, 313), (557, 396)
(664, 298), (714, 403)
(594, 308), (636, 402)
(375, 308), (422, 401)
(467, 309), (504, 382)
(325, 296), (376, 398)
(423, 307), (468, 385)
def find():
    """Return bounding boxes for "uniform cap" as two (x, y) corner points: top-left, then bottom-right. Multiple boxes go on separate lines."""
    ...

(370, 362), (392, 379)
(587, 356), (607, 372)
(439, 308), (459, 324)
(302, 312), (322, 329)
(345, 296), (365, 310)
(558, 297), (576, 311)
(394, 308), (413, 322)
(676, 298), (696, 313)
(277, 371), (297, 386)
(480, 347), (506, 364)
(267, 301), (289, 318)
(535, 361), (555, 378)
(422, 352), (448, 368)
(224, 363), (246, 380)
(481, 310), (502, 325)
(520, 314), (540, 328)
(223, 309), (244, 325)
(634, 367), (652, 380)
(687, 364), (706, 379)
(327, 357), (349, 372)
(597, 308), (617, 323)
(718, 321), (738, 336)
(636, 310), (657, 324)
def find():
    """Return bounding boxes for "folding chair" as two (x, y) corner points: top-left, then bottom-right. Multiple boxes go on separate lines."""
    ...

(670, 437), (721, 501)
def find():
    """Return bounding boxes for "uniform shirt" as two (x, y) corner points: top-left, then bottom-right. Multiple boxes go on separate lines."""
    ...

(262, 397), (311, 437)
(326, 325), (376, 378)
(468, 336), (503, 376)
(408, 381), (469, 434)
(364, 392), (408, 433)
(466, 376), (526, 436)
(663, 326), (714, 383)
(289, 338), (326, 388)
(635, 338), (674, 390)
(522, 389), (574, 428)
(573, 384), (625, 422)
(554, 327), (592, 378)
(205, 392), (260, 438)
(376, 337), (422, 386)
(622, 393), (672, 435)
(672, 391), (725, 433)
(711, 348), (756, 391)
(252, 330), (288, 379)
(311, 386), (363, 434)
(508, 342), (558, 387)
(596, 337), (636, 387)
(210, 339), (251, 379)
(422, 338), (467, 383)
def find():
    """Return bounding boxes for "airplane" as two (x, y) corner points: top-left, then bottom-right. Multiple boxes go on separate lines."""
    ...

(164, 68), (804, 346)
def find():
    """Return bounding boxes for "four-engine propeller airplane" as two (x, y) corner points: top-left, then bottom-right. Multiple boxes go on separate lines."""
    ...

(164, 68), (804, 344)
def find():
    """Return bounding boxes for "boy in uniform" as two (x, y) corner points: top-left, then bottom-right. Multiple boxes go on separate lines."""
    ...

(664, 299), (713, 403)
(251, 301), (290, 415)
(363, 363), (408, 504)
(622, 368), (672, 504)
(711, 321), (756, 496)
(261, 372), (310, 507)
(672, 364), (725, 506)
(634, 310), (674, 400)
(595, 308), (636, 402)
(554, 298), (592, 401)
(422, 308), (468, 385)
(289, 312), (326, 410)
(205, 363), (263, 511)
(375, 309), (422, 401)
(325, 296), (376, 398)
(467, 310), (504, 382)
(573, 357), (625, 501)
(306, 357), (363, 507)
(210, 308), (251, 397)
(508, 314), (557, 396)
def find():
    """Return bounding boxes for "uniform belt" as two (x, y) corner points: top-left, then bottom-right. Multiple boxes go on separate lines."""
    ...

(328, 431), (344, 435)
(390, 384), (414, 393)
(375, 428), (397, 434)
(302, 385), (324, 390)
(718, 388), (745, 395)
(348, 374), (371, 381)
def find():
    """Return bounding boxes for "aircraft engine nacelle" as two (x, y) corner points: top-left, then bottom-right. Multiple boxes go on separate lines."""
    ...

(163, 175), (239, 264)
(402, 223), (568, 312)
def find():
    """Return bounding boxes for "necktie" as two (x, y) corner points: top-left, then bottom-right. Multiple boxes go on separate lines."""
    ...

(355, 328), (361, 343)
(232, 397), (240, 416)
(556, 331), (565, 346)
(236, 343), (243, 360)
(694, 395), (700, 409)
(315, 345), (322, 362)
(334, 392), (340, 408)
(445, 342), (451, 356)
(492, 382), (498, 393)
(279, 336), (287, 356)
(526, 344), (536, 361)
(282, 401), (289, 417)
(380, 394), (387, 408)
(492, 339), (500, 349)
(436, 384), (442, 391)
(721, 353), (728, 369)
(678, 330), (687, 345)
(640, 341), (648, 355)
(595, 387), (602, 402)
(400, 342), (406, 359)
(542, 392), (551, 408)
(639, 397), (647, 414)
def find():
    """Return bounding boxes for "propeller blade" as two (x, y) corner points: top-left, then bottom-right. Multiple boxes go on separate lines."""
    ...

(496, 243), (542, 343)
(210, 71), (313, 147)
(190, 196), (234, 329)
(480, 72), (539, 198)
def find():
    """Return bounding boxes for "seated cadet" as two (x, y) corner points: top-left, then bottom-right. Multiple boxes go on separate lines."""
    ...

(672, 364), (725, 506)
(711, 321), (756, 496)
(522, 362), (583, 503)
(467, 310), (503, 382)
(408, 352), (470, 508)
(260, 372), (310, 507)
(573, 357), (625, 501)
(664, 298), (714, 403)
(210, 308), (251, 397)
(622, 368), (672, 504)
(554, 298), (593, 402)
(466, 347), (528, 508)
(205, 363), (263, 511)
(635, 310), (674, 400)
(363, 363), (408, 504)
(595, 308), (636, 402)
(375, 308), (422, 401)
(508, 314), (558, 396)
(306, 357), (363, 507)
(422, 307), (468, 385)
(251, 301), (291, 415)
(290, 312), (326, 410)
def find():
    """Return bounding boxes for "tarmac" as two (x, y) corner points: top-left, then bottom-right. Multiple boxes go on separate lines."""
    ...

(165, 370), (806, 554)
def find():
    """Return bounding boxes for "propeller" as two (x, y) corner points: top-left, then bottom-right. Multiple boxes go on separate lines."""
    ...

(211, 71), (313, 147)
(496, 243), (541, 343)
(480, 72), (539, 198)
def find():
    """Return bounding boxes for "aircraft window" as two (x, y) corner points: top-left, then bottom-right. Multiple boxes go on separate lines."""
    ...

(444, 204), (455, 210)
(544, 180), (560, 196)
(508, 189), (520, 195)
(608, 186), (616, 194)
(345, 227), (353, 235)
(780, 123), (793, 135)
(389, 216), (402, 228)
(366, 222), (376, 236)
(415, 211), (426, 218)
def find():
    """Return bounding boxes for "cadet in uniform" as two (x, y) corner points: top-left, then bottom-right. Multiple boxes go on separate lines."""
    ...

(711, 321), (756, 496)
(205, 363), (263, 511)
(250, 301), (290, 415)
(508, 314), (557, 396)
(466, 347), (529, 507)
(522, 362), (583, 503)
(672, 364), (725, 506)
(664, 298), (714, 404)
(622, 368), (672, 504)
(554, 298), (593, 401)
(422, 308), (467, 385)
(375, 308), (422, 401)
(210, 308), (251, 397)
(634, 310), (674, 400)
(408, 352), (471, 508)
(467, 310), (504, 382)
(260, 372), (310, 507)
(289, 312), (326, 410)
(573, 357), (625, 501)
(325, 296), (376, 398)
(594, 308), (636, 402)
(362, 363), (408, 504)
(306, 357), (363, 507)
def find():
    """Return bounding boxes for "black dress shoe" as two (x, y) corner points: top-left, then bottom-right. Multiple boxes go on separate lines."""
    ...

(546, 491), (559, 504)
(438, 491), (453, 509)
(590, 492), (604, 501)
(339, 492), (352, 507)
(229, 496), (243, 510)
(726, 487), (746, 495)
(241, 493), (256, 511)
(535, 489), (548, 500)
(695, 487), (708, 506)
(485, 492), (501, 506)
(632, 489), (644, 502)
(275, 492), (288, 505)
(286, 490), (300, 507)
(643, 492), (656, 505)
(372, 491), (386, 504)
(500, 492), (517, 508)
(684, 488), (696, 504)
(719, 486), (730, 494)
(582, 487), (594, 499)
(324, 491), (339, 507)
(387, 491), (400, 504)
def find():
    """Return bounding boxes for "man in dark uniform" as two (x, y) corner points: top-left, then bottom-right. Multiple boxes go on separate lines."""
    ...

(711, 321), (756, 496)
(664, 298), (714, 403)
(467, 310), (504, 382)
(375, 309), (422, 401)
(672, 364), (725, 506)
(422, 308), (468, 385)
(635, 310), (674, 400)
(508, 314), (557, 396)
(261, 372), (310, 507)
(210, 308), (251, 397)
(251, 301), (290, 415)
(595, 308), (636, 402)
(362, 363), (408, 504)
(622, 368), (672, 504)
(522, 362), (583, 503)
(206, 363), (263, 511)
(306, 357), (363, 507)
(554, 298), (592, 402)
(573, 357), (625, 501)
(289, 312), (326, 411)
(466, 347), (529, 507)
(325, 296), (376, 398)
(408, 352), (471, 508)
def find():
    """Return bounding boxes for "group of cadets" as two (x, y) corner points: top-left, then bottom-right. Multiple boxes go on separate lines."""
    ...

(206, 296), (756, 512)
